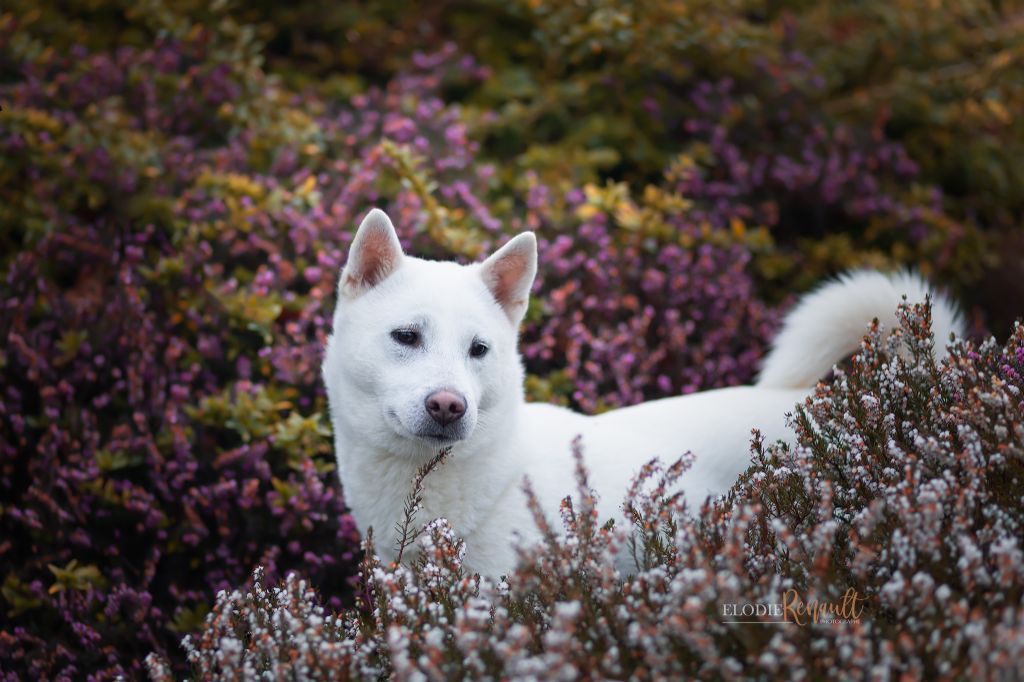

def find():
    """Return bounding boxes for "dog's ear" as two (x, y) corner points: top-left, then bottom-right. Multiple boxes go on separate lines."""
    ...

(341, 209), (404, 297)
(479, 232), (537, 325)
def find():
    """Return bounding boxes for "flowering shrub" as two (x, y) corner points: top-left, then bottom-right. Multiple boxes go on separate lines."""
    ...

(522, 186), (779, 410)
(0, 7), (496, 678)
(226, 0), (1018, 324)
(151, 306), (1024, 679)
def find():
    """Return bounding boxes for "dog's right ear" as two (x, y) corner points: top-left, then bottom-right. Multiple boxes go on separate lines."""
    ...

(479, 231), (538, 326)
(340, 208), (404, 298)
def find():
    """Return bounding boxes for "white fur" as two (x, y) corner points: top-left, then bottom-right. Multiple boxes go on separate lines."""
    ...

(322, 210), (965, 576)
(757, 270), (963, 388)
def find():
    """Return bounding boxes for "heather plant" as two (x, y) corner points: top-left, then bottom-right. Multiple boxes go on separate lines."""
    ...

(802, 1), (1024, 228)
(460, 0), (986, 286)
(152, 305), (1024, 679)
(520, 183), (779, 411)
(223, 0), (1018, 323)
(0, 6), (498, 677)
(14, 0), (1007, 304)
(789, 0), (1024, 326)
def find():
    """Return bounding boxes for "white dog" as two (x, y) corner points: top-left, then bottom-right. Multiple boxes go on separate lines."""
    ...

(322, 209), (963, 576)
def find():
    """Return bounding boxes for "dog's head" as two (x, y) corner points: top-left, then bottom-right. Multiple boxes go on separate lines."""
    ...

(322, 209), (537, 458)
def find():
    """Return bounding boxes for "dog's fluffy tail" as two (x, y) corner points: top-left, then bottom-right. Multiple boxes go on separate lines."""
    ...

(756, 270), (965, 389)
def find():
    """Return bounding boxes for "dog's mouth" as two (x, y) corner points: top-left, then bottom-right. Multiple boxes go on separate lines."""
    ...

(414, 421), (469, 443)
(419, 431), (463, 443)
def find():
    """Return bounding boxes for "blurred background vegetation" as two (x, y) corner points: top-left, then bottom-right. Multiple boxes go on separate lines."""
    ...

(9, 0), (1024, 322)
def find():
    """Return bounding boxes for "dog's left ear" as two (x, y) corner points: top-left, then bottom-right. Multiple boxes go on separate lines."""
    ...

(479, 232), (537, 325)
(341, 208), (404, 298)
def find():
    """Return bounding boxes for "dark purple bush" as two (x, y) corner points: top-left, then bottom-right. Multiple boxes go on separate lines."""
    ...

(522, 198), (778, 412)
(0, 15), (494, 679)
(671, 70), (974, 290)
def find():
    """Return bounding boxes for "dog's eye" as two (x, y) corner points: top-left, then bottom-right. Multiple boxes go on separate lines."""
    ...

(390, 329), (421, 347)
(469, 341), (489, 359)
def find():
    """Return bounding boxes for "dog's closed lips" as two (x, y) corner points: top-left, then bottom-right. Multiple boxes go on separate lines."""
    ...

(421, 432), (459, 442)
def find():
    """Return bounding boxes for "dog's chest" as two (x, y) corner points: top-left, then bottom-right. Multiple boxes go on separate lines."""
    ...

(339, 447), (521, 561)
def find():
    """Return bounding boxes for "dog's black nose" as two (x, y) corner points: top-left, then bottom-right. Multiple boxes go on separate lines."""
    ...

(425, 390), (466, 426)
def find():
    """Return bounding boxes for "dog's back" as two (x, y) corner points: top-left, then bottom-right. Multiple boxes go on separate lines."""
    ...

(513, 270), (964, 573)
